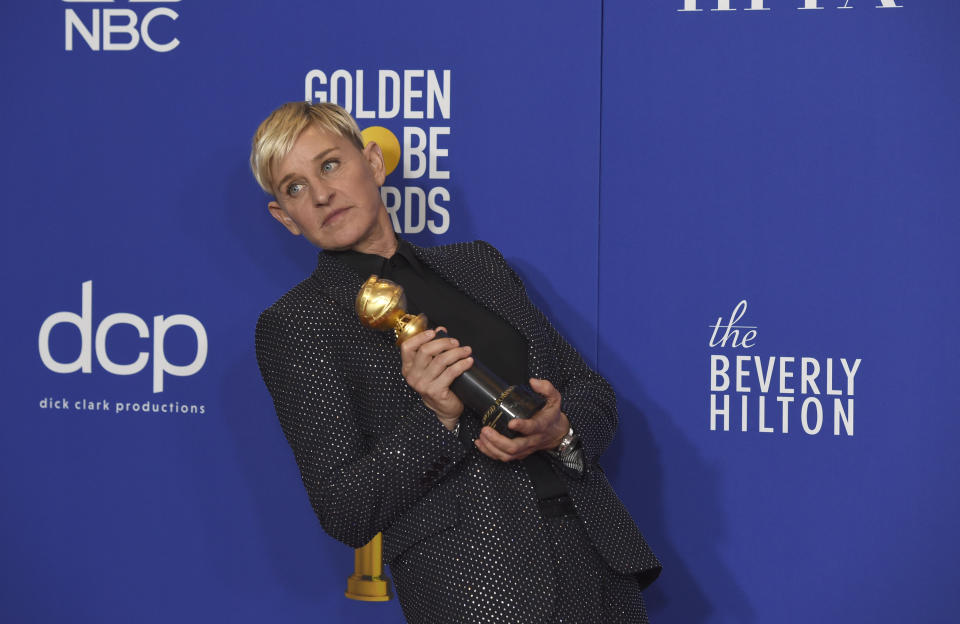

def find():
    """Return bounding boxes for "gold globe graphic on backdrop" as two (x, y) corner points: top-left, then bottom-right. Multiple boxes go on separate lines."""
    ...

(361, 126), (401, 176)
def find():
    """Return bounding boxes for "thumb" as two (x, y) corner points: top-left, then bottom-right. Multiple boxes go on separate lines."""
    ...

(529, 378), (559, 403)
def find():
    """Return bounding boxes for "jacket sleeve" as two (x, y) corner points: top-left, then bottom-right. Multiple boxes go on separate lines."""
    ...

(255, 303), (468, 549)
(480, 241), (618, 467)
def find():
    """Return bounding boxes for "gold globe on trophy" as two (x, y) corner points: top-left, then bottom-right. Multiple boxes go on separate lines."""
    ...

(355, 275), (428, 344)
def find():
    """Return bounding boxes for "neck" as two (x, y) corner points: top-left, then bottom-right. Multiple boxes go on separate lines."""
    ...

(350, 210), (398, 258)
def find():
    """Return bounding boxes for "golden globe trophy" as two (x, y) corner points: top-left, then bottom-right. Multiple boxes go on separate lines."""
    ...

(355, 275), (546, 436)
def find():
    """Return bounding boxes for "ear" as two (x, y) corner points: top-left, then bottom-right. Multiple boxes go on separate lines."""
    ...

(268, 200), (302, 236)
(363, 141), (386, 187)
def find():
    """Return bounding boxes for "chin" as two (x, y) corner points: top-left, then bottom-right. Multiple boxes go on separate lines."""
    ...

(319, 235), (363, 252)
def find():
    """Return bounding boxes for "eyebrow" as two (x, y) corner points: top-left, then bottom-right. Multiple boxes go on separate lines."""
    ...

(275, 147), (340, 191)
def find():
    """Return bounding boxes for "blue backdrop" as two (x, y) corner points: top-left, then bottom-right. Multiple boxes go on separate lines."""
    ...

(2, 1), (957, 623)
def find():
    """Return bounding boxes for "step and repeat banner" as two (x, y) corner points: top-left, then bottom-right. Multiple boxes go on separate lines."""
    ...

(1, 3), (601, 623)
(2, 1), (957, 623)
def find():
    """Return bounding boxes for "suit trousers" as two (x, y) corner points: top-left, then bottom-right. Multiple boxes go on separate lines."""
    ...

(545, 514), (649, 624)
(391, 508), (649, 624)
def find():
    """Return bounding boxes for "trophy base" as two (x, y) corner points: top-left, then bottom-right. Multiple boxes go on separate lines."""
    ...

(345, 574), (392, 601)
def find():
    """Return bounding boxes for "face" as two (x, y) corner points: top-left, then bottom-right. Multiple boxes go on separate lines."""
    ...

(268, 124), (395, 254)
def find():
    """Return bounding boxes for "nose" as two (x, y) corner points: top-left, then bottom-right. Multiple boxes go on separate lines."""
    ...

(309, 177), (333, 205)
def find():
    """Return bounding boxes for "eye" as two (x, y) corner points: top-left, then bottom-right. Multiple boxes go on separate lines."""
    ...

(286, 182), (305, 197)
(321, 159), (340, 174)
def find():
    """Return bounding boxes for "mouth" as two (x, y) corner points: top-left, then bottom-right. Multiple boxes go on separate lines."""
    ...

(322, 206), (351, 226)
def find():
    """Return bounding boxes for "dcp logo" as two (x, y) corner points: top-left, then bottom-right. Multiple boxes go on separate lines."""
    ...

(38, 281), (208, 393)
(64, 0), (180, 53)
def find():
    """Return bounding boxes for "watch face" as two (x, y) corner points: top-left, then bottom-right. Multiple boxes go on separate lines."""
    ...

(557, 428), (578, 454)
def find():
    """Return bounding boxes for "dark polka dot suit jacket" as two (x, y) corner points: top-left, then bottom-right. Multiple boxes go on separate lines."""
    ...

(255, 240), (661, 623)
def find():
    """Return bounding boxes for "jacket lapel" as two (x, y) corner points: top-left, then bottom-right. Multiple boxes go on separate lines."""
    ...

(310, 251), (398, 350)
(413, 243), (551, 380)
(311, 251), (365, 313)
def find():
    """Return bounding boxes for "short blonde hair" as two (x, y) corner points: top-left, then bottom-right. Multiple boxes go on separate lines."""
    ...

(249, 101), (365, 195)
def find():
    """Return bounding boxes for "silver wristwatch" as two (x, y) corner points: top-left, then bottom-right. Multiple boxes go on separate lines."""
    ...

(555, 426), (579, 455)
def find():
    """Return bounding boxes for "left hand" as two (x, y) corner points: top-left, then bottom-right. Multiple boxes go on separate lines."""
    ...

(475, 378), (569, 462)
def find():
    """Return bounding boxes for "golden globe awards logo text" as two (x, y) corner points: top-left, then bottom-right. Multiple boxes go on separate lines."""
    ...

(305, 68), (452, 235)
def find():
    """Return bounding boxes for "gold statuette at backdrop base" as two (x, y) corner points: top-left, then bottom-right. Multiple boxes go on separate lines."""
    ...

(345, 533), (391, 601)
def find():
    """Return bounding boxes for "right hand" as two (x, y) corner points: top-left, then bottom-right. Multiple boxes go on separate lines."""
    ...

(400, 326), (474, 429)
